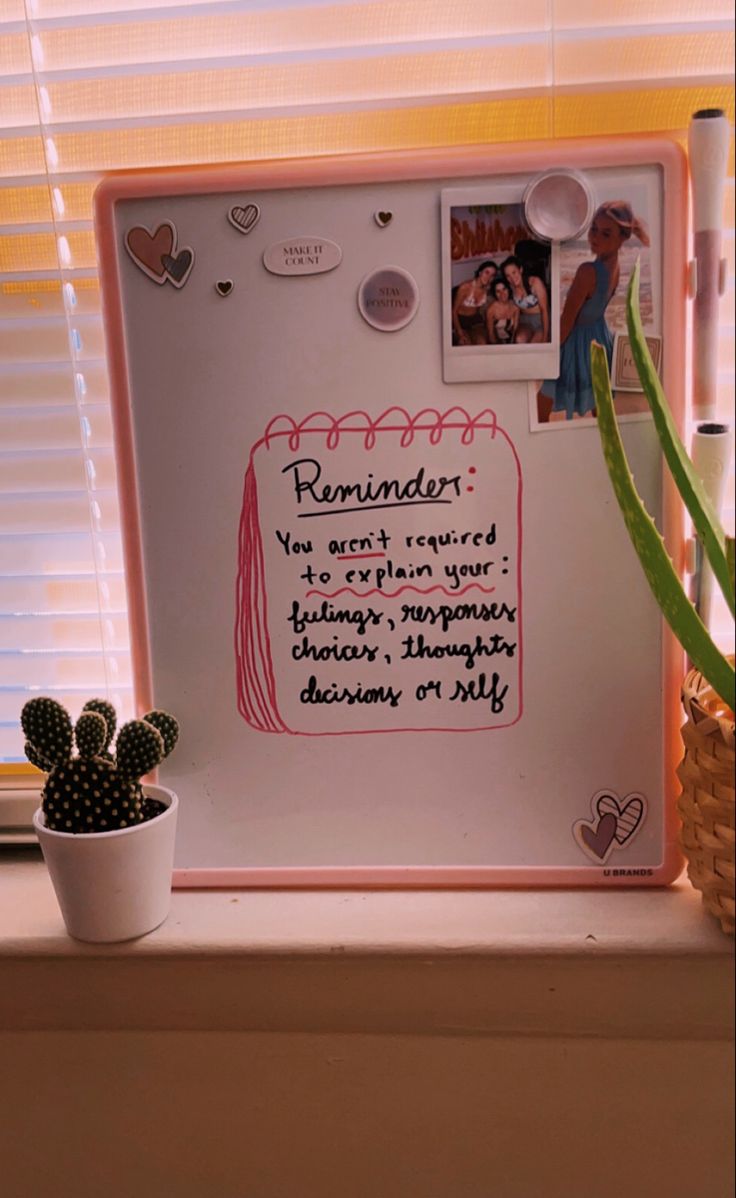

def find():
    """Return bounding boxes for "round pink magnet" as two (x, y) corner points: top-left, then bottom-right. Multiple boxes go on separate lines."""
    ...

(522, 169), (594, 243)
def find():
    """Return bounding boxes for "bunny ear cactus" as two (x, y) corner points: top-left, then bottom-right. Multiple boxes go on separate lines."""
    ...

(21, 697), (178, 834)
(82, 698), (117, 759)
(121, 704), (179, 809)
(21, 697), (73, 767)
(116, 720), (165, 781)
(591, 262), (735, 712)
(74, 710), (108, 760)
(142, 710), (179, 758)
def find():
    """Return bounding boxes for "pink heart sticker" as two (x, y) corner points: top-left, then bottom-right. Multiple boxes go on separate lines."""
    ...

(125, 223), (175, 280)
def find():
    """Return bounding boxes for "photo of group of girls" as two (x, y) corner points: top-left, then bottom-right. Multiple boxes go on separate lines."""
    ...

(450, 205), (551, 349)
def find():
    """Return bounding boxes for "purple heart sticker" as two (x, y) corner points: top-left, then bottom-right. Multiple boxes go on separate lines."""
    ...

(580, 812), (617, 860)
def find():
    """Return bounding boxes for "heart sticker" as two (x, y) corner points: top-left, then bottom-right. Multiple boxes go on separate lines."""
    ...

(596, 792), (645, 845)
(374, 211), (393, 227)
(580, 813), (617, 860)
(228, 204), (260, 234)
(215, 279), (233, 297)
(573, 789), (647, 864)
(125, 223), (175, 282)
(161, 249), (194, 288)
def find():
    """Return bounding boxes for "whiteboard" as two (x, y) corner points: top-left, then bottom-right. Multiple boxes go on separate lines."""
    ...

(94, 139), (687, 886)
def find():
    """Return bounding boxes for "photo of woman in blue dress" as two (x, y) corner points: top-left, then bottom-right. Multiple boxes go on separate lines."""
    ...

(537, 200), (650, 422)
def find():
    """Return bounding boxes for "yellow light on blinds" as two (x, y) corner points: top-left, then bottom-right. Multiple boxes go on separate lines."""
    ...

(553, 83), (734, 136)
(0, 136), (45, 178)
(0, 185), (54, 225)
(0, 30), (29, 75)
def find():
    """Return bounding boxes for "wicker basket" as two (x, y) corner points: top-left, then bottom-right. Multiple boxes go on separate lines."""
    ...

(677, 660), (735, 936)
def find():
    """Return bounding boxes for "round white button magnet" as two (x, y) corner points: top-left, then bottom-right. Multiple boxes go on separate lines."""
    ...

(357, 266), (419, 331)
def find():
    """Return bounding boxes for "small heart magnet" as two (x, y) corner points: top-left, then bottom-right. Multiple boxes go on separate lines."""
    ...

(228, 204), (260, 234)
(215, 280), (233, 297)
(161, 248), (194, 288)
(374, 211), (393, 228)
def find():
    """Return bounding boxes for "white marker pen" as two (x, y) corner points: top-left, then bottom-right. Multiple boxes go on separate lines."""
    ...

(690, 422), (733, 630)
(688, 108), (730, 422)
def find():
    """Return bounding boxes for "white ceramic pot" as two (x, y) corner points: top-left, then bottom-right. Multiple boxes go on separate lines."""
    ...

(33, 784), (178, 943)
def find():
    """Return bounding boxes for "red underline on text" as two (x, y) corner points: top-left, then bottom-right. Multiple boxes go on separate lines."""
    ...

(304, 583), (497, 600)
(336, 552), (387, 560)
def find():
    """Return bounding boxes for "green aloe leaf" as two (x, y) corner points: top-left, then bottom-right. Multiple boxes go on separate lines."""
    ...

(627, 261), (734, 617)
(591, 341), (735, 711)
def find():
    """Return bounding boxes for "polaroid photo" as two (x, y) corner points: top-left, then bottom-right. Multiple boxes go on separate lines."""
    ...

(528, 165), (663, 431)
(441, 184), (560, 383)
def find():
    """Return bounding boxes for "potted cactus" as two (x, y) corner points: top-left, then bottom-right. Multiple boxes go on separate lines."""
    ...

(591, 263), (735, 933)
(23, 697), (180, 943)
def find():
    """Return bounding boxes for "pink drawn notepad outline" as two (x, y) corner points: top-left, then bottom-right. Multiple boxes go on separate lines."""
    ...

(235, 406), (523, 735)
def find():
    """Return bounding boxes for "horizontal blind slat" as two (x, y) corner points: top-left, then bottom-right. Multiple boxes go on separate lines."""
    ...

(0, 29), (29, 75)
(554, 29), (734, 86)
(0, 490), (120, 534)
(3, 38), (728, 134)
(0, 360), (108, 405)
(555, 0), (734, 25)
(0, 229), (99, 272)
(0, 611), (129, 650)
(0, 280), (101, 319)
(0, 530), (123, 574)
(0, 136), (46, 178)
(0, 313), (106, 362)
(0, 85), (731, 178)
(0, 573), (126, 611)
(28, 2), (551, 73)
(14, 0), (614, 22)
(0, 2), (25, 23)
(30, 45), (555, 125)
(0, 405), (113, 449)
(0, 446), (117, 492)
(0, 84), (37, 130)
(0, 650), (132, 688)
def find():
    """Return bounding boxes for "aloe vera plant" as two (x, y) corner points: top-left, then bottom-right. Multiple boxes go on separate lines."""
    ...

(591, 261), (735, 712)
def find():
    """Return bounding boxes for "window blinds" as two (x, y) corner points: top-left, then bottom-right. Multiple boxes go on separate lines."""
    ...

(1, 0), (734, 764)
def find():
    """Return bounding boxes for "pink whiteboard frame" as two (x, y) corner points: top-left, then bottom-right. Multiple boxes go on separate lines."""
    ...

(94, 137), (688, 889)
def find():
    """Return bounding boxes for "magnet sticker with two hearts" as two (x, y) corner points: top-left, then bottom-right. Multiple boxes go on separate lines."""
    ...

(125, 222), (195, 288)
(573, 789), (647, 864)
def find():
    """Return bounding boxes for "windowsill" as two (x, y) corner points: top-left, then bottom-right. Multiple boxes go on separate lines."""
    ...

(1, 849), (733, 1039)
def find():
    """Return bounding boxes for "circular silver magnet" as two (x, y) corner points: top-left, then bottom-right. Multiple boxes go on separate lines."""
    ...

(522, 169), (594, 243)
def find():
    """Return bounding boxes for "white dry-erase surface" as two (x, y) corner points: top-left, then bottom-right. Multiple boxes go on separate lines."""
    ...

(94, 138), (687, 887)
